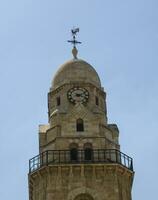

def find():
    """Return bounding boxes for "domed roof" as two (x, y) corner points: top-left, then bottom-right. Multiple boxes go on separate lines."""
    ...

(51, 59), (101, 89)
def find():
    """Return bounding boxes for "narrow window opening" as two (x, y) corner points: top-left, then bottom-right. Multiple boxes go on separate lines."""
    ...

(70, 148), (78, 161)
(95, 96), (99, 106)
(56, 97), (60, 106)
(84, 148), (93, 161)
(76, 119), (84, 132)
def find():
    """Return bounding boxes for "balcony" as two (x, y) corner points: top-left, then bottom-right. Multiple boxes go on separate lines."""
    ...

(29, 149), (133, 173)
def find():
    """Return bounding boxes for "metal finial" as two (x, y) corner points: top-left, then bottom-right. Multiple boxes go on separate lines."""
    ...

(67, 28), (81, 59)
(72, 46), (78, 59)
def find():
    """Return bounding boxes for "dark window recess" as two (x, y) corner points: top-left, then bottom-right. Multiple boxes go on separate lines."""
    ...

(70, 148), (78, 161)
(95, 96), (99, 105)
(56, 97), (60, 106)
(76, 119), (84, 132)
(84, 148), (93, 161)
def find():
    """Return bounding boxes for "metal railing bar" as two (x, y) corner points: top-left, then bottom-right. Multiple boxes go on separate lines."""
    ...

(29, 149), (133, 173)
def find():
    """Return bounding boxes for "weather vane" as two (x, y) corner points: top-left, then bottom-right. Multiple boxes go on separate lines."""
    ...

(68, 28), (81, 59)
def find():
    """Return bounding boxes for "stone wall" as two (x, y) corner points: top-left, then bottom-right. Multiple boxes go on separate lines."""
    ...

(29, 164), (134, 200)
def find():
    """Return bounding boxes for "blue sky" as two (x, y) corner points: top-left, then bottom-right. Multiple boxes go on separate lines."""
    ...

(0, 0), (158, 199)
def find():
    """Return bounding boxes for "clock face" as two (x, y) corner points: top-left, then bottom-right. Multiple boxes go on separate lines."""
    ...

(67, 87), (89, 104)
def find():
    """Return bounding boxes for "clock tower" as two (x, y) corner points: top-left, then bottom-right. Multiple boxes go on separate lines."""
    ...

(28, 30), (134, 200)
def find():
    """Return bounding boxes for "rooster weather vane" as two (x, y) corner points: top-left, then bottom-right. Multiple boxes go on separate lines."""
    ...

(68, 28), (81, 48)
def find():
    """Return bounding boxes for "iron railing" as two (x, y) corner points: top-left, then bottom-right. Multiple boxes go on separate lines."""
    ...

(29, 149), (133, 173)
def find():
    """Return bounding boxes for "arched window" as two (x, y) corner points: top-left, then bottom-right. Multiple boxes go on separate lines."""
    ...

(70, 148), (78, 161)
(95, 96), (99, 106)
(56, 96), (60, 106)
(84, 143), (93, 161)
(69, 143), (78, 162)
(76, 119), (84, 132)
(84, 148), (93, 161)
(74, 194), (94, 200)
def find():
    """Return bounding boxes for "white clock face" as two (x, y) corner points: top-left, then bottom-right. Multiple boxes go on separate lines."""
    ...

(67, 87), (89, 104)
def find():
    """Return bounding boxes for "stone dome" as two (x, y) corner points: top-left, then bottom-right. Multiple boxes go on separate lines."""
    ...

(51, 59), (101, 89)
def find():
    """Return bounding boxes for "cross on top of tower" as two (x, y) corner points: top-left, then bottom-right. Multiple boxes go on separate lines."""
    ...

(68, 27), (81, 59)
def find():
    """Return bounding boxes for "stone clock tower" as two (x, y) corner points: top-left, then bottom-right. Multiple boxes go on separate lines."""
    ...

(28, 30), (134, 200)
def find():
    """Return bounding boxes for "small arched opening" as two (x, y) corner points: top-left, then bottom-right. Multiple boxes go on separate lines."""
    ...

(74, 193), (94, 200)
(84, 143), (93, 161)
(56, 96), (61, 106)
(76, 119), (84, 132)
(69, 143), (78, 162)
(95, 96), (99, 106)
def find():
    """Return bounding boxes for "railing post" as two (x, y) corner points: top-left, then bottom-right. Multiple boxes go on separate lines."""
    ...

(115, 150), (118, 163)
(29, 159), (31, 173)
(130, 159), (133, 171)
(41, 152), (43, 166)
(81, 149), (83, 163)
(59, 150), (60, 163)
(46, 151), (48, 166)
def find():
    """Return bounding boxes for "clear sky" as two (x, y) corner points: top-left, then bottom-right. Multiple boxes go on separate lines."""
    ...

(0, 0), (157, 199)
